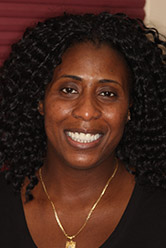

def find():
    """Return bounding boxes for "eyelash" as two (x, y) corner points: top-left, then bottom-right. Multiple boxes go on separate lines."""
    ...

(61, 87), (78, 94)
(60, 87), (117, 98)
(99, 91), (116, 97)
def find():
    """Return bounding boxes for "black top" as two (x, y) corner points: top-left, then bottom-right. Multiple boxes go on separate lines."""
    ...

(1, 174), (166, 248)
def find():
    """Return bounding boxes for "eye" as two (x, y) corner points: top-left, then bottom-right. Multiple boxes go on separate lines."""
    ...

(61, 87), (78, 94)
(100, 91), (116, 97)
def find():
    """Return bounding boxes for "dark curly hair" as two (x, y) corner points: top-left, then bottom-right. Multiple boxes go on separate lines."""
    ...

(0, 12), (166, 201)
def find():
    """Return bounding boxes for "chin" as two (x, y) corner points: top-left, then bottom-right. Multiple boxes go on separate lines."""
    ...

(64, 156), (101, 170)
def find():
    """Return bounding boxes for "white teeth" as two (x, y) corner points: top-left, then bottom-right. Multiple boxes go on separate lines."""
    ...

(66, 131), (101, 143)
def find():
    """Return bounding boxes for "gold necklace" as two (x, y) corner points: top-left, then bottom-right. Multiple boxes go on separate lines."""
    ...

(39, 159), (118, 248)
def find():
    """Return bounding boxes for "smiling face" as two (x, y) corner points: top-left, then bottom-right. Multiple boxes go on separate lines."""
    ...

(40, 42), (131, 170)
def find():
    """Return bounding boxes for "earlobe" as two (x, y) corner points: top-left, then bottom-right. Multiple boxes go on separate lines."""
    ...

(126, 109), (131, 123)
(127, 102), (132, 122)
(38, 101), (44, 115)
(128, 110), (131, 121)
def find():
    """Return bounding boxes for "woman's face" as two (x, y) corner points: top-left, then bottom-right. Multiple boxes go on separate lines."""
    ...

(40, 42), (130, 169)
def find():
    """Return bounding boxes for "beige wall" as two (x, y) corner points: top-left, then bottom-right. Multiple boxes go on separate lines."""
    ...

(144, 0), (166, 35)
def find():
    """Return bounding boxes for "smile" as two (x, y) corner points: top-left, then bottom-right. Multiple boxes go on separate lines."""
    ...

(66, 131), (102, 144)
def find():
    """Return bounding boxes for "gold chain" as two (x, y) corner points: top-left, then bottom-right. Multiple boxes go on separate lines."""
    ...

(39, 159), (118, 246)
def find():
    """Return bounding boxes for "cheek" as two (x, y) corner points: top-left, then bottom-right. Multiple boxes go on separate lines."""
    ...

(44, 100), (70, 123)
(104, 106), (128, 131)
(43, 100), (74, 142)
(43, 103), (62, 138)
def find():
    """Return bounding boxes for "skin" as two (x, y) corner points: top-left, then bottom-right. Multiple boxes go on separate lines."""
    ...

(40, 42), (130, 170)
(22, 42), (135, 248)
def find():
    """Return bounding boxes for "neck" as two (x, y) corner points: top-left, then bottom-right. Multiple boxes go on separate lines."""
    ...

(40, 154), (118, 203)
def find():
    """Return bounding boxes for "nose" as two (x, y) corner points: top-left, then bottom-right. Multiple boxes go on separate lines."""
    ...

(72, 95), (101, 121)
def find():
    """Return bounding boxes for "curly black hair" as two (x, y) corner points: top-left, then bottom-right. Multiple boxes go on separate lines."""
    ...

(0, 12), (166, 201)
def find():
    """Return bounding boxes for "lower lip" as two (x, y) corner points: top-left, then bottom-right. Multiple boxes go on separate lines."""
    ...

(65, 133), (103, 149)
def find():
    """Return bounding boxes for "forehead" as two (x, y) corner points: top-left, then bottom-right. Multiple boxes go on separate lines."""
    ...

(53, 42), (130, 87)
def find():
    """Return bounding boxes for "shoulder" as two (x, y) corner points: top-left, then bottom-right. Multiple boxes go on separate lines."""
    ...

(0, 171), (22, 227)
(130, 183), (166, 241)
(0, 172), (12, 196)
(0, 171), (13, 193)
(113, 183), (166, 247)
(0, 172), (34, 247)
(137, 183), (166, 209)
(131, 182), (166, 221)
(0, 171), (20, 210)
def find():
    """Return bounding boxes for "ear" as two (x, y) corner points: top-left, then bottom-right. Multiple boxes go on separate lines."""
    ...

(38, 101), (44, 115)
(126, 101), (132, 122)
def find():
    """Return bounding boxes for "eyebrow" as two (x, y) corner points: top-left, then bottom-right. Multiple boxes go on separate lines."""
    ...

(99, 79), (120, 85)
(58, 74), (120, 85)
(59, 75), (82, 81)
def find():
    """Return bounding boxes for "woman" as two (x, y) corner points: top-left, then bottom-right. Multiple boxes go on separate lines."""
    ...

(0, 12), (166, 248)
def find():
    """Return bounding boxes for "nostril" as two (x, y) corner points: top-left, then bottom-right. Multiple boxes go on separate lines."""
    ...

(72, 106), (101, 121)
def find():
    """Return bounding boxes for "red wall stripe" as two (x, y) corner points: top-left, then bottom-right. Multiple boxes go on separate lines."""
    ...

(0, 0), (145, 65)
